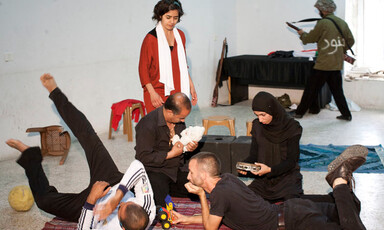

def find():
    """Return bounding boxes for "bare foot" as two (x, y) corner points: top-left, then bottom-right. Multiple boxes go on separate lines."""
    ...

(40, 73), (57, 93)
(6, 139), (29, 152)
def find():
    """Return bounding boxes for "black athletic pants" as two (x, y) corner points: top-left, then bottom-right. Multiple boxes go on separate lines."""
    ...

(296, 69), (351, 117)
(285, 184), (365, 230)
(147, 170), (195, 207)
(17, 88), (123, 222)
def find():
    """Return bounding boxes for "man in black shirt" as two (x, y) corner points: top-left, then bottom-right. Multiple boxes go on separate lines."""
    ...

(174, 146), (367, 230)
(135, 93), (198, 207)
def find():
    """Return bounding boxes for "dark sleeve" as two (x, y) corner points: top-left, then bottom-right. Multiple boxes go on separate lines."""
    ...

(243, 122), (258, 163)
(267, 134), (301, 178)
(300, 20), (324, 45)
(134, 120), (168, 167)
(243, 133), (258, 163)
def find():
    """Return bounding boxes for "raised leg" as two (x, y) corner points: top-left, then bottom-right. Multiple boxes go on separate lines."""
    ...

(7, 139), (87, 221)
(41, 73), (123, 186)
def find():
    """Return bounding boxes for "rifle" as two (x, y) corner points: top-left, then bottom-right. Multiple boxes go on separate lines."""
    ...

(211, 38), (227, 107)
(286, 21), (355, 65)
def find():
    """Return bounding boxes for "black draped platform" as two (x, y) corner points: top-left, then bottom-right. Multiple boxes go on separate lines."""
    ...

(220, 55), (331, 106)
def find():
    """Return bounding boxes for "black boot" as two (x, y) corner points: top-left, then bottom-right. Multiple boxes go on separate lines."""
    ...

(325, 145), (368, 189)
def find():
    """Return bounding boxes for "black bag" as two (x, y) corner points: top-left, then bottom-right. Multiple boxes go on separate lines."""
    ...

(269, 50), (294, 58)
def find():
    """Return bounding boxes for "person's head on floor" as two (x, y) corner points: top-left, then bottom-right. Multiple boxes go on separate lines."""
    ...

(153, 0), (184, 30)
(188, 152), (221, 188)
(314, 0), (336, 17)
(164, 92), (191, 123)
(118, 201), (149, 230)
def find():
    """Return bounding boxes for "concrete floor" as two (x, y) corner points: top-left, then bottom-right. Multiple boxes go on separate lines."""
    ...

(1, 100), (383, 230)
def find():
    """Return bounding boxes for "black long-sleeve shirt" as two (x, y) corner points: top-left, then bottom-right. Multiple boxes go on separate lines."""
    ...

(135, 106), (186, 182)
(244, 127), (301, 178)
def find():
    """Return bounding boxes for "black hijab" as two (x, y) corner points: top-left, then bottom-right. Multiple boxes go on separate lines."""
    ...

(252, 92), (302, 144)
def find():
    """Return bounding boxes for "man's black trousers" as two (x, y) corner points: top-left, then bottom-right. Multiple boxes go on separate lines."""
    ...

(17, 88), (123, 222)
(296, 69), (351, 117)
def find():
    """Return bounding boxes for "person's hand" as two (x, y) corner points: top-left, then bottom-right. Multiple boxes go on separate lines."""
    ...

(250, 162), (271, 176)
(185, 182), (204, 196)
(185, 141), (198, 152)
(237, 169), (247, 175)
(149, 91), (164, 108)
(172, 210), (188, 224)
(298, 29), (304, 36)
(94, 189), (124, 220)
(86, 181), (110, 205)
(190, 84), (198, 106)
(167, 141), (184, 159)
(40, 73), (57, 93)
(94, 198), (117, 221)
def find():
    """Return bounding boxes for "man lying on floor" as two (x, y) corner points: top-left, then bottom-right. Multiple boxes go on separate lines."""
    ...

(173, 148), (367, 230)
(6, 73), (156, 230)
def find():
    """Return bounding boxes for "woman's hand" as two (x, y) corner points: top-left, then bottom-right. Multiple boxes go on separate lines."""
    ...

(250, 162), (271, 176)
(190, 84), (198, 106)
(145, 83), (164, 108)
(189, 77), (198, 106)
(149, 90), (164, 108)
(237, 169), (247, 175)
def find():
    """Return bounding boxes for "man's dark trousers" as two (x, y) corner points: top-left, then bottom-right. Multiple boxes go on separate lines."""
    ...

(285, 184), (365, 230)
(296, 69), (351, 117)
(17, 88), (123, 222)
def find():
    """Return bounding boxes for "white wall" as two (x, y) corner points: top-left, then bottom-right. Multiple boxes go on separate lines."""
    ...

(1, 0), (380, 161)
(0, 0), (236, 160)
(235, 0), (345, 54)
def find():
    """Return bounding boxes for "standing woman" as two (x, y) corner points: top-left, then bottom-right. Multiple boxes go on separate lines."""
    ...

(238, 92), (303, 202)
(139, 0), (197, 113)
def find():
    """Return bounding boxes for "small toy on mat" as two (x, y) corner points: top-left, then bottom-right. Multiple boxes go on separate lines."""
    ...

(157, 195), (176, 229)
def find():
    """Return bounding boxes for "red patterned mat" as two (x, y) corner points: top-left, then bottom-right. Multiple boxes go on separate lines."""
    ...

(42, 197), (232, 230)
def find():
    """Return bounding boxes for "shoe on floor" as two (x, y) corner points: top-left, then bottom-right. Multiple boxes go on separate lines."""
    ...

(288, 110), (303, 119)
(336, 115), (352, 121)
(308, 108), (320, 114)
(325, 145), (368, 189)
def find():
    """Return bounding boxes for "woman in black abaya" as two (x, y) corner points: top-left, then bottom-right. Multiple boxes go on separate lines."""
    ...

(238, 91), (303, 203)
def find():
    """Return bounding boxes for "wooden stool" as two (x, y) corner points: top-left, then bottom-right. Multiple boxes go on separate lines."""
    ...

(202, 116), (236, 136)
(26, 125), (71, 165)
(108, 102), (145, 142)
(246, 120), (253, 136)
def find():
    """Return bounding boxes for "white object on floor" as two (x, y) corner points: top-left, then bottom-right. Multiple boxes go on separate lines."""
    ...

(289, 104), (298, 110)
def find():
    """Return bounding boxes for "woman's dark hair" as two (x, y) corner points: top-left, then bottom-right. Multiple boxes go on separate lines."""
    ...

(152, 0), (184, 22)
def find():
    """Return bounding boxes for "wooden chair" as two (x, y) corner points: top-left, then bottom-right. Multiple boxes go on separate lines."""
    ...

(202, 116), (236, 136)
(246, 120), (253, 136)
(26, 125), (71, 165)
(108, 102), (145, 142)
